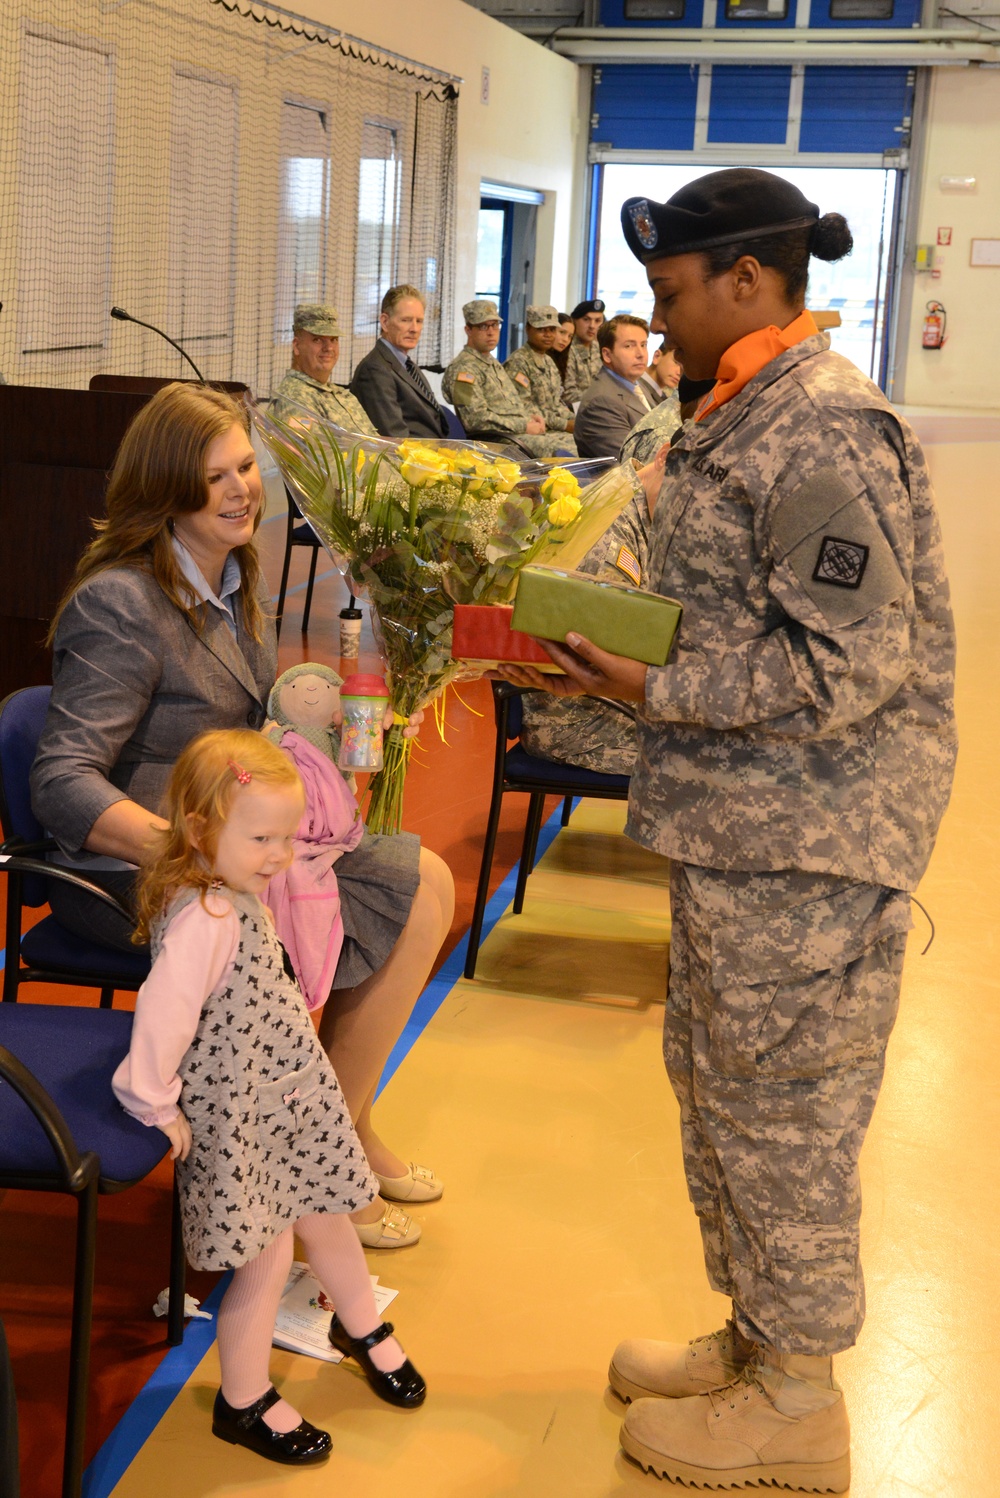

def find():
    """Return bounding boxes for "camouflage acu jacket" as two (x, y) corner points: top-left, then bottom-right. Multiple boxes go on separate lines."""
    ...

(271, 368), (378, 436)
(627, 334), (957, 891)
(563, 338), (602, 406)
(504, 344), (573, 433)
(520, 493), (649, 775)
(621, 392), (683, 467)
(442, 347), (532, 436)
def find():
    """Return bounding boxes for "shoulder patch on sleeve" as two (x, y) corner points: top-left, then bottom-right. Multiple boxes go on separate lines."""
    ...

(455, 371), (476, 383)
(772, 466), (908, 628)
(513, 371), (530, 388)
(614, 545), (642, 588)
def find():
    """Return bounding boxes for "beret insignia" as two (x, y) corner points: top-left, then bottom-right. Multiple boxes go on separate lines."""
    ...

(628, 200), (658, 252)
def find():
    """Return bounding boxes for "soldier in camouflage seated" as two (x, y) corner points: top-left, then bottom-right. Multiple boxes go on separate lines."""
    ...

(271, 303), (378, 435)
(443, 300), (575, 460)
(504, 305), (577, 446)
(519, 447), (668, 774)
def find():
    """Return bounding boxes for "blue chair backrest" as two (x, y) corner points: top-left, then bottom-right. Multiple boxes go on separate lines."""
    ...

(441, 405), (466, 441)
(0, 686), (53, 907)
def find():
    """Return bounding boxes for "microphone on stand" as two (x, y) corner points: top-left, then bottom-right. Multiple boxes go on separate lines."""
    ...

(110, 306), (206, 382)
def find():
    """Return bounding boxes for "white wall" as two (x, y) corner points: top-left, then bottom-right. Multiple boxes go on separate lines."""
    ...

(897, 67), (1000, 410)
(297, 0), (587, 338)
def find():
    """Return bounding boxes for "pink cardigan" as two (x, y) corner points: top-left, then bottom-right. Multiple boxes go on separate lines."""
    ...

(265, 731), (364, 1010)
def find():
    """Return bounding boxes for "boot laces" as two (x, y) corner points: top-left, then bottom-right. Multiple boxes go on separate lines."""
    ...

(707, 1353), (768, 1418)
(688, 1326), (728, 1362)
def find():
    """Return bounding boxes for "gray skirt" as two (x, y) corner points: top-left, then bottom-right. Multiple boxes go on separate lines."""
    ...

(47, 829), (421, 992)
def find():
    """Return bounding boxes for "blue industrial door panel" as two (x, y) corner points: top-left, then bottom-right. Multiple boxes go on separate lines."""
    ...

(707, 66), (793, 145)
(592, 65), (700, 150)
(799, 67), (913, 153)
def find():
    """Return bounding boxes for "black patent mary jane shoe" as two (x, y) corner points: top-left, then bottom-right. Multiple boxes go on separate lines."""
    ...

(212, 1386), (332, 1465)
(328, 1314), (427, 1408)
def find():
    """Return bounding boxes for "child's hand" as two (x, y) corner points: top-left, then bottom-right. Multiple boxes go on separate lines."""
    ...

(331, 707), (425, 740)
(161, 1112), (192, 1162)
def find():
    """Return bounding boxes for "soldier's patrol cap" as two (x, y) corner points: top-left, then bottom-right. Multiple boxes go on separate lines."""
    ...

(525, 305), (560, 329)
(621, 169), (820, 264)
(293, 303), (342, 337)
(463, 299), (502, 326)
(570, 299), (605, 320)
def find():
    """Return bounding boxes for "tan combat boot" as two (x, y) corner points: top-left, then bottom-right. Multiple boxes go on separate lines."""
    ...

(619, 1345), (851, 1492)
(609, 1318), (757, 1403)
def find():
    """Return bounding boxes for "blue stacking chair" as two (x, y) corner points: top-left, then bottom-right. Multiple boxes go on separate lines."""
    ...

(274, 485), (322, 639)
(464, 682), (631, 979)
(0, 686), (186, 1498)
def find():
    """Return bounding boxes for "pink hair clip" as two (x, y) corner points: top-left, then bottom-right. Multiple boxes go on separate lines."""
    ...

(228, 759), (252, 785)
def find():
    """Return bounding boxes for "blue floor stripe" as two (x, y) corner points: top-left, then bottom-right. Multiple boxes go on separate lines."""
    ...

(82, 1272), (232, 1498)
(81, 798), (572, 1496)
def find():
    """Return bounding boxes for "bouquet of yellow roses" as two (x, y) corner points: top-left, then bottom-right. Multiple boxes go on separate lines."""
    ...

(254, 403), (637, 832)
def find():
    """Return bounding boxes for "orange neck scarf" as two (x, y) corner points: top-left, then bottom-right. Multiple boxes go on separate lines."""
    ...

(694, 309), (819, 423)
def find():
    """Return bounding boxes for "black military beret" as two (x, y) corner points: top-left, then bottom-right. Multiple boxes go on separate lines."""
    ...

(570, 298), (606, 319)
(621, 169), (820, 264)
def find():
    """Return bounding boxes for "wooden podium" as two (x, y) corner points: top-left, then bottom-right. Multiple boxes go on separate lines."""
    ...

(0, 379), (251, 701)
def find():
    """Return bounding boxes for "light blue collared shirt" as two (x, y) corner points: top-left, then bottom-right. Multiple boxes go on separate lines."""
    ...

(606, 369), (640, 397)
(379, 336), (410, 368)
(171, 535), (242, 633)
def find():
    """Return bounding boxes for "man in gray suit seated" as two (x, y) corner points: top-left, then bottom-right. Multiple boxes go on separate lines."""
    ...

(350, 284), (450, 440)
(573, 314), (651, 460)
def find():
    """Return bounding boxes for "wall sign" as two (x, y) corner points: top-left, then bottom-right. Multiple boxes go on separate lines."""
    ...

(937, 227), (952, 246)
(970, 239), (1000, 267)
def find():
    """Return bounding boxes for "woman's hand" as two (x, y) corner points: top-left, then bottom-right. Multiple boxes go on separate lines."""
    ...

(160, 1111), (192, 1162)
(493, 635), (648, 703)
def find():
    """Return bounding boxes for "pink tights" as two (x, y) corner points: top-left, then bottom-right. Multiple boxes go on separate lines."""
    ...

(216, 1213), (405, 1433)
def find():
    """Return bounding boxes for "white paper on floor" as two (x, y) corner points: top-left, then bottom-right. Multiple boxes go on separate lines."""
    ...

(272, 1261), (398, 1363)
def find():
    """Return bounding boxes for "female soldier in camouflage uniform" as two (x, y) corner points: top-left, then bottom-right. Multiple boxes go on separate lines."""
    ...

(499, 169), (957, 1492)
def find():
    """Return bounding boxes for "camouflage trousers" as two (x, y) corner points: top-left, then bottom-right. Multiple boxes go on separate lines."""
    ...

(665, 861), (913, 1356)
(511, 431), (578, 460)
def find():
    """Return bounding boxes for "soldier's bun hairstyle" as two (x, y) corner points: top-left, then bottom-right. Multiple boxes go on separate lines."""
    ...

(702, 213), (853, 303)
(810, 213), (854, 263)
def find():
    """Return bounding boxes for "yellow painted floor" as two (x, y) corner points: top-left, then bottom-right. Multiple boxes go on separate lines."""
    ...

(109, 429), (999, 1497)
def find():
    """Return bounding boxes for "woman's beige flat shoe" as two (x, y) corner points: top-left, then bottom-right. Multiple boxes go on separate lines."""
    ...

(353, 1202), (422, 1250)
(374, 1163), (444, 1204)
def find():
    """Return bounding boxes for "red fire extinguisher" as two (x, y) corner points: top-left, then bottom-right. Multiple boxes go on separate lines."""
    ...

(922, 301), (946, 350)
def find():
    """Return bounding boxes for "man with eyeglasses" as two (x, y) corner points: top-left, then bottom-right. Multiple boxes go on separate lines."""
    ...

(271, 304), (378, 435)
(442, 300), (575, 459)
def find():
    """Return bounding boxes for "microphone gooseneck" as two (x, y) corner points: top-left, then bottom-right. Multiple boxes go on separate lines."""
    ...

(110, 306), (206, 382)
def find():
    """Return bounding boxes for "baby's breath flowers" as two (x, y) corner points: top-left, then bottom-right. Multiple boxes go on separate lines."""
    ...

(255, 404), (634, 832)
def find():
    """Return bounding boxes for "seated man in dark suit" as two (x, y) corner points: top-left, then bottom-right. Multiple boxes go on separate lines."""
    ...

(350, 284), (450, 440)
(573, 314), (651, 460)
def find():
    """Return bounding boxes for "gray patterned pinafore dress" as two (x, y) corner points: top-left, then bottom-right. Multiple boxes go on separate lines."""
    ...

(154, 885), (377, 1271)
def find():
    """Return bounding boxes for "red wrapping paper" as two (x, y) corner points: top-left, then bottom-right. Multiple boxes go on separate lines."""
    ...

(451, 605), (553, 665)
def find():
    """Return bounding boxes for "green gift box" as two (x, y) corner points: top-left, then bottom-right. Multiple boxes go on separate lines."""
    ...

(511, 565), (682, 667)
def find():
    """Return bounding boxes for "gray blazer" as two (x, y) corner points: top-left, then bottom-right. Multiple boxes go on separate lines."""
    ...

(574, 368), (649, 461)
(350, 341), (449, 441)
(31, 567), (277, 856)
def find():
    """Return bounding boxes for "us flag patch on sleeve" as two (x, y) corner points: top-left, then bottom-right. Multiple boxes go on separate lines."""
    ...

(614, 546), (642, 587)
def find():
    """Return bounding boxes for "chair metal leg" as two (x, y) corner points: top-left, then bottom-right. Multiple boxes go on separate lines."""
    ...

(513, 792), (546, 916)
(62, 1178), (98, 1498)
(98, 986), (115, 1009)
(166, 1174), (187, 1347)
(560, 794), (574, 827)
(464, 777), (507, 981)
(301, 547), (319, 634)
(275, 538), (293, 642)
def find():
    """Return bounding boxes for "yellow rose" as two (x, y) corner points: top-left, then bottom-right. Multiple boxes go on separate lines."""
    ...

(540, 467), (581, 505)
(547, 494), (582, 527)
(399, 445), (450, 487)
(493, 457), (522, 493)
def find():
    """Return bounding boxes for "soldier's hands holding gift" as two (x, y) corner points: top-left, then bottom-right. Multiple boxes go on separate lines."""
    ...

(493, 635), (648, 702)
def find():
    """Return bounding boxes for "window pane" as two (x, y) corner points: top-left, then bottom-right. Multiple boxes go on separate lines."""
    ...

(169, 72), (237, 374)
(476, 209), (505, 299)
(275, 102), (329, 341)
(19, 34), (112, 355)
(354, 122), (399, 339)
